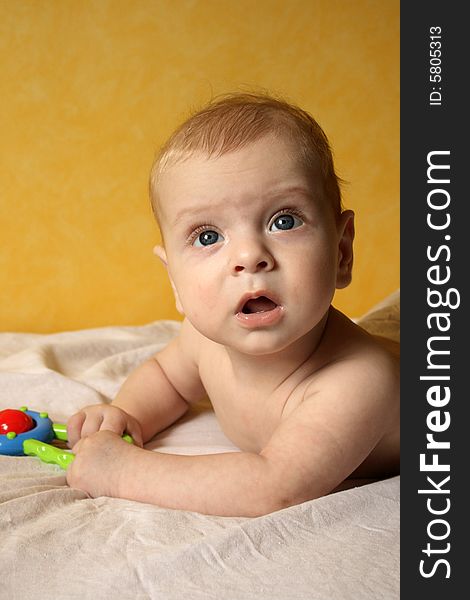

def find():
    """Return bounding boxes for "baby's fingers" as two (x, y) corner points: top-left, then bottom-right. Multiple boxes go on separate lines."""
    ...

(123, 420), (144, 448)
(99, 409), (143, 447)
(66, 411), (87, 448)
(99, 411), (128, 437)
(80, 411), (106, 439)
(67, 408), (106, 447)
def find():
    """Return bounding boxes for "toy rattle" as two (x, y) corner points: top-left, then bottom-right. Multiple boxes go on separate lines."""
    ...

(0, 407), (133, 469)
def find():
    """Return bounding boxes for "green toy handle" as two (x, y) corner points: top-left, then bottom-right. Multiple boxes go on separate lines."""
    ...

(52, 423), (133, 446)
(23, 438), (75, 469)
(52, 423), (68, 441)
(23, 425), (134, 470)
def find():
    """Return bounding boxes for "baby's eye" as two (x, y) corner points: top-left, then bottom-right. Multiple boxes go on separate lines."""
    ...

(269, 213), (303, 232)
(193, 230), (224, 247)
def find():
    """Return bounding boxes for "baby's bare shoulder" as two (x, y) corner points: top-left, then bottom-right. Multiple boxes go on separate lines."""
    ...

(260, 314), (399, 496)
(320, 308), (399, 379)
(298, 310), (399, 421)
(156, 318), (207, 403)
(261, 367), (399, 500)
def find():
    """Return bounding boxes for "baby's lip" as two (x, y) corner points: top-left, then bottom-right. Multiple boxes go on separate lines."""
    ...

(235, 290), (280, 315)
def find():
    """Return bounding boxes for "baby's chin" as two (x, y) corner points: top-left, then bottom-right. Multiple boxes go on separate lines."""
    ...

(186, 310), (326, 358)
(205, 326), (309, 358)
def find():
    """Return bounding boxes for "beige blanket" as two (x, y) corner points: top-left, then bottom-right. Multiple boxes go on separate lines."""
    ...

(0, 292), (400, 599)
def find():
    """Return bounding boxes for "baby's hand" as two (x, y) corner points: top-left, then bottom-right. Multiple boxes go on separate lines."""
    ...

(67, 404), (143, 449)
(66, 430), (139, 498)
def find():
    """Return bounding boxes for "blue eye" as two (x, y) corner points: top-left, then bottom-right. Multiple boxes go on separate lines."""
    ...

(193, 230), (224, 247)
(269, 213), (303, 232)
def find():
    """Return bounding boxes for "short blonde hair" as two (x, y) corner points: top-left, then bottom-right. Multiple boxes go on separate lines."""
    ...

(150, 92), (343, 220)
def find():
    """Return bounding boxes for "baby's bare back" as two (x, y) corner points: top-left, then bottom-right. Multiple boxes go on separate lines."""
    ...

(197, 309), (400, 481)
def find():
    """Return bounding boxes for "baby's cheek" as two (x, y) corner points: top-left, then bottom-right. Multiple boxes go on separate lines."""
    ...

(290, 253), (336, 304)
(194, 280), (221, 311)
(180, 279), (220, 328)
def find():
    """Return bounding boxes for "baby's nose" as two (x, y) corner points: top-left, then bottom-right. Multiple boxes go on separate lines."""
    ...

(231, 240), (275, 274)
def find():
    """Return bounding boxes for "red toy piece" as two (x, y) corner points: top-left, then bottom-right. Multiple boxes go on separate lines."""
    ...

(0, 407), (133, 465)
(0, 408), (34, 435)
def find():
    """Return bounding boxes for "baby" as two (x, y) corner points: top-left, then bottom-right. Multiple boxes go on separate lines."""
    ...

(66, 93), (400, 516)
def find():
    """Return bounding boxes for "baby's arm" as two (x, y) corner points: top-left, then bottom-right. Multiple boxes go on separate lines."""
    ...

(67, 348), (398, 516)
(67, 319), (206, 447)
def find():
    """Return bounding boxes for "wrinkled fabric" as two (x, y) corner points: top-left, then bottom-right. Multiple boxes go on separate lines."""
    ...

(0, 293), (400, 599)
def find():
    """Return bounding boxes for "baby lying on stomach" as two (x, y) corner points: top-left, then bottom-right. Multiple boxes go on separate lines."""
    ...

(66, 93), (399, 517)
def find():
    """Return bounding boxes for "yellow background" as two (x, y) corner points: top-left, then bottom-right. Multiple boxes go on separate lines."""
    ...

(0, 0), (399, 333)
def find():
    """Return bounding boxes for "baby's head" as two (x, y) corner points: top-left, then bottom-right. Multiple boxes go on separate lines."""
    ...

(148, 93), (354, 355)
(150, 92), (343, 230)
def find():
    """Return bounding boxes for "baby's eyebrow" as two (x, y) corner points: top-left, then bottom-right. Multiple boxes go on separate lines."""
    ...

(269, 185), (313, 200)
(171, 202), (223, 228)
(171, 185), (313, 227)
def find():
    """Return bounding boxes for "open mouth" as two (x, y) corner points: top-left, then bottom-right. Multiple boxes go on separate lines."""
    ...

(236, 292), (284, 328)
(241, 295), (278, 314)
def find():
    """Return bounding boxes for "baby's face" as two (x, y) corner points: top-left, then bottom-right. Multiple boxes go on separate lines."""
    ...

(155, 134), (353, 355)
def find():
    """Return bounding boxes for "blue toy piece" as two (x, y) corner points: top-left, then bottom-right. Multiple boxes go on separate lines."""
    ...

(0, 406), (134, 469)
(0, 407), (54, 456)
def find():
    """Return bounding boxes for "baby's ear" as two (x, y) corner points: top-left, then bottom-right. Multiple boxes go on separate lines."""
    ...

(335, 210), (355, 289)
(152, 245), (185, 315)
(153, 244), (168, 266)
